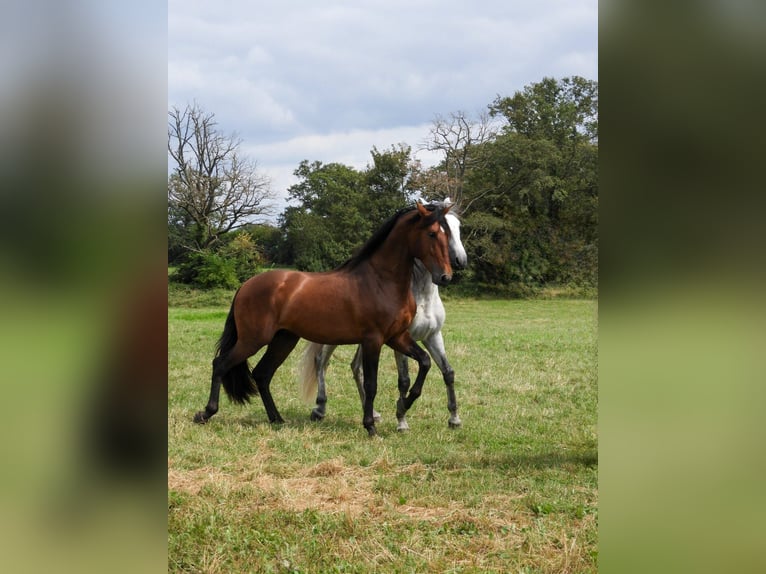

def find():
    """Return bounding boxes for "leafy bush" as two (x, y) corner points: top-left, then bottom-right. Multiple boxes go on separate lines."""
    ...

(172, 250), (239, 289)
(219, 232), (265, 281)
(171, 231), (267, 288)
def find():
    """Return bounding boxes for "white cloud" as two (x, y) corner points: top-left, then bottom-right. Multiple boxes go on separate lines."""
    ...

(242, 124), (443, 215)
(169, 0), (597, 218)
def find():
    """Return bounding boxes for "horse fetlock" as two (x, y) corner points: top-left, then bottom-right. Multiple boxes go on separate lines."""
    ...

(363, 411), (378, 435)
(196, 403), (219, 422)
(310, 408), (325, 421)
(396, 397), (407, 419)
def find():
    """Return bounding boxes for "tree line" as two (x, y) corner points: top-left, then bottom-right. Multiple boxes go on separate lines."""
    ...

(168, 76), (597, 296)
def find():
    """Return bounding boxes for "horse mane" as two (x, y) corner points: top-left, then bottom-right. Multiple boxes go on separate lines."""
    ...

(336, 203), (449, 271)
(432, 197), (462, 219)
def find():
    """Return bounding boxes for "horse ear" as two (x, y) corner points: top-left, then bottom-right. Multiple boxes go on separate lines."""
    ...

(416, 201), (429, 217)
(442, 204), (452, 215)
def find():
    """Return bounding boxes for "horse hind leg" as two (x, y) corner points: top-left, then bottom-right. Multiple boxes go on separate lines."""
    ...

(252, 330), (300, 424)
(311, 344), (336, 421)
(194, 339), (260, 424)
(351, 345), (382, 422)
(193, 357), (226, 424)
(423, 332), (461, 428)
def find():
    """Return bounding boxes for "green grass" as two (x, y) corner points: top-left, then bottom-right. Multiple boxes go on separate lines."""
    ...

(169, 294), (598, 573)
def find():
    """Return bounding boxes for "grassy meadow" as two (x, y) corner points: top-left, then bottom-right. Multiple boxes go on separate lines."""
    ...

(168, 288), (598, 573)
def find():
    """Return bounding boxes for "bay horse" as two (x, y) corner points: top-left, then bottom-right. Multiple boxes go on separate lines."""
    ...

(299, 206), (467, 431)
(193, 202), (453, 436)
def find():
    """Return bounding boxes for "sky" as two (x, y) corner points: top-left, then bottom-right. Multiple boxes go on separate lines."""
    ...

(168, 0), (598, 217)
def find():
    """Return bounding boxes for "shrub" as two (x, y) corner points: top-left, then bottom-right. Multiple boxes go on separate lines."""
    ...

(219, 232), (265, 281)
(172, 250), (239, 289)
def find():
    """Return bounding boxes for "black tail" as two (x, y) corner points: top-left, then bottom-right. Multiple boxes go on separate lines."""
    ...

(216, 296), (258, 404)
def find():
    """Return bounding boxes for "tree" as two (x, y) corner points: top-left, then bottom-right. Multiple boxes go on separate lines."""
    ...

(485, 76), (598, 225)
(280, 161), (369, 271)
(490, 76), (597, 145)
(279, 149), (415, 271)
(461, 77), (598, 288)
(420, 110), (497, 206)
(167, 103), (274, 255)
(364, 144), (417, 223)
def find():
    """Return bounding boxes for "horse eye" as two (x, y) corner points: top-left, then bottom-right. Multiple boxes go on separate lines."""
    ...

(428, 231), (437, 238)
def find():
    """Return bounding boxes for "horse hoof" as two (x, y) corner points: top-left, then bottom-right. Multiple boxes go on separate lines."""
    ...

(366, 426), (377, 437)
(310, 410), (325, 422)
(396, 421), (410, 432)
(448, 420), (462, 429)
(193, 411), (208, 424)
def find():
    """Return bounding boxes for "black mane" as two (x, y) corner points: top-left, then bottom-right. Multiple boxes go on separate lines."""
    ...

(336, 204), (449, 271)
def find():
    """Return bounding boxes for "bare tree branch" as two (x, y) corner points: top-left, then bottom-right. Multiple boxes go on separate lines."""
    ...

(419, 110), (498, 210)
(168, 103), (275, 251)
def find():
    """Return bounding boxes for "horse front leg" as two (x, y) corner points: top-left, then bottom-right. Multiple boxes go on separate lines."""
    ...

(360, 340), (382, 437)
(422, 332), (461, 428)
(387, 332), (431, 428)
(351, 345), (382, 422)
(394, 351), (411, 431)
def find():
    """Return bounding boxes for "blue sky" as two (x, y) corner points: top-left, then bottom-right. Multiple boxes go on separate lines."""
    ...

(168, 0), (597, 213)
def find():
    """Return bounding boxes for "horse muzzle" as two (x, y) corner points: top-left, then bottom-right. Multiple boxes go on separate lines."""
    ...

(449, 248), (468, 270)
(433, 272), (452, 286)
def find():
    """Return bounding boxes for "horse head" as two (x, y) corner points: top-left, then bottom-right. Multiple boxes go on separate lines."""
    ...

(429, 198), (468, 270)
(411, 202), (453, 286)
(445, 212), (467, 269)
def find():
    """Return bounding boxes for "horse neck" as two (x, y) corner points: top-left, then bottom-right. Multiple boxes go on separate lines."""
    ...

(411, 260), (437, 303)
(364, 221), (416, 297)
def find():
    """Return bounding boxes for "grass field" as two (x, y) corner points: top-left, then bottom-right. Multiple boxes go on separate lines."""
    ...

(168, 293), (598, 573)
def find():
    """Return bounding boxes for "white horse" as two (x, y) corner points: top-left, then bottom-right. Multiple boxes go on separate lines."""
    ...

(298, 202), (468, 431)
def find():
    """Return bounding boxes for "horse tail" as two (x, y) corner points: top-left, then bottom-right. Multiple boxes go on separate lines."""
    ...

(298, 341), (323, 404)
(216, 294), (258, 404)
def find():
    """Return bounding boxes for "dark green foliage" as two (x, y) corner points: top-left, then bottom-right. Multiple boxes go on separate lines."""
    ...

(218, 231), (265, 282)
(365, 144), (416, 222)
(173, 250), (239, 289)
(489, 75), (598, 144)
(172, 229), (268, 288)
(242, 223), (283, 264)
(459, 76), (598, 292)
(279, 152), (414, 272)
(169, 77), (597, 294)
(282, 161), (369, 271)
(465, 212), (549, 286)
